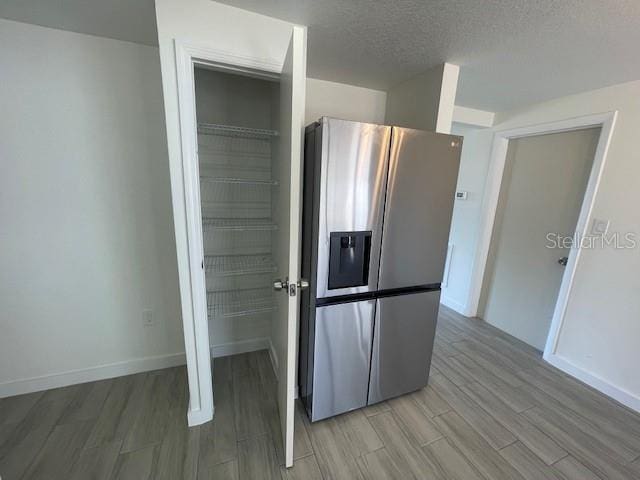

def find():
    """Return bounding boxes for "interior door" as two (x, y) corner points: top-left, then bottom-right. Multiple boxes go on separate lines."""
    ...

(272, 25), (307, 468)
(481, 128), (600, 349)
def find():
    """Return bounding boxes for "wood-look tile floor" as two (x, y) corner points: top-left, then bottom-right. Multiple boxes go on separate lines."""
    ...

(2, 306), (640, 479)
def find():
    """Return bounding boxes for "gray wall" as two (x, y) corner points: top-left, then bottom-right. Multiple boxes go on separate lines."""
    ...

(384, 64), (444, 130)
(194, 68), (278, 129)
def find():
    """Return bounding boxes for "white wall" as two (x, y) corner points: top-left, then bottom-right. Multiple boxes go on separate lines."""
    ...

(0, 19), (182, 396)
(305, 78), (386, 125)
(385, 63), (459, 133)
(442, 123), (493, 313)
(385, 64), (443, 130)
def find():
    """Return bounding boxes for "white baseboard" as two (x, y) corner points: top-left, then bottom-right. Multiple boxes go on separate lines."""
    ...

(0, 352), (186, 399)
(544, 352), (640, 414)
(440, 295), (468, 316)
(187, 404), (214, 426)
(210, 337), (270, 358)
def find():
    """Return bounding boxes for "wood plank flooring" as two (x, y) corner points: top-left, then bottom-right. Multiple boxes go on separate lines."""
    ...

(2, 305), (640, 479)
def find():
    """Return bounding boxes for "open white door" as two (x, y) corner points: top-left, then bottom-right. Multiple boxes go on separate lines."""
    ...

(272, 25), (307, 468)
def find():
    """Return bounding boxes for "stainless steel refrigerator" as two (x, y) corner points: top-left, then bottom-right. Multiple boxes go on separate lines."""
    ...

(298, 117), (462, 422)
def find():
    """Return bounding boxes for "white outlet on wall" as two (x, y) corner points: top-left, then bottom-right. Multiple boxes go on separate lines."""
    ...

(143, 309), (154, 327)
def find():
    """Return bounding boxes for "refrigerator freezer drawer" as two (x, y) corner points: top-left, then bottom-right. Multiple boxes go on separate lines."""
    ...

(368, 290), (440, 405)
(311, 300), (375, 421)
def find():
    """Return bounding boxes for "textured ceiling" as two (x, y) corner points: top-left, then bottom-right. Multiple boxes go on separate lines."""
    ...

(214, 0), (640, 112)
(0, 0), (157, 46)
(3, 0), (640, 111)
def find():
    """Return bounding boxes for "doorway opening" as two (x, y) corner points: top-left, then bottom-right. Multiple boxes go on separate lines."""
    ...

(194, 66), (280, 365)
(478, 128), (600, 350)
(173, 28), (306, 468)
(192, 64), (286, 456)
(466, 112), (617, 360)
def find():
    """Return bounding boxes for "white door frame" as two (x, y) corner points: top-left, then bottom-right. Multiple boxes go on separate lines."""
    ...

(466, 111), (617, 360)
(173, 39), (284, 426)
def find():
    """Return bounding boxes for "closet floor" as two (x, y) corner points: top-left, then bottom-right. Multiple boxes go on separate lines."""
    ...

(3, 307), (640, 479)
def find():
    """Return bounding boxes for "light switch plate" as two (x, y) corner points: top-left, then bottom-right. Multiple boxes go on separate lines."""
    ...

(590, 218), (610, 236)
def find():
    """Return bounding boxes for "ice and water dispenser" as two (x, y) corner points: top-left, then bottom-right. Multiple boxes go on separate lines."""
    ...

(328, 231), (372, 290)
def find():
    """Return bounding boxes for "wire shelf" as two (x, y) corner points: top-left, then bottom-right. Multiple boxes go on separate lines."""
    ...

(199, 160), (272, 177)
(198, 123), (279, 139)
(200, 177), (278, 186)
(198, 147), (271, 159)
(203, 231), (272, 256)
(207, 288), (275, 319)
(199, 176), (273, 218)
(205, 254), (277, 277)
(197, 123), (277, 323)
(202, 218), (278, 231)
(200, 202), (272, 219)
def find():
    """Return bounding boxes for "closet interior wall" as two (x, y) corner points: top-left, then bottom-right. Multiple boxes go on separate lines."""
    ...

(194, 67), (280, 352)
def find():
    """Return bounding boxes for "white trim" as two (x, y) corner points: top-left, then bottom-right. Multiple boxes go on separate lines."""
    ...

(282, 25), (307, 468)
(545, 353), (640, 413)
(453, 106), (495, 128)
(435, 63), (460, 134)
(0, 353), (186, 399)
(172, 40), (289, 427)
(179, 41), (282, 78)
(187, 403), (213, 426)
(210, 337), (271, 358)
(466, 111), (618, 362)
(174, 39), (213, 427)
(440, 295), (467, 315)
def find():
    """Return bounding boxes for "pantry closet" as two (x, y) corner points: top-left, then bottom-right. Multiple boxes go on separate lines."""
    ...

(169, 26), (305, 468)
(194, 67), (280, 361)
